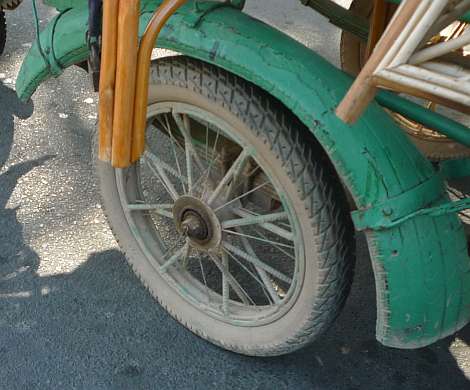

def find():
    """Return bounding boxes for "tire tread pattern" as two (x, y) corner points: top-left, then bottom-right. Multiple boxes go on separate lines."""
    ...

(97, 56), (356, 356)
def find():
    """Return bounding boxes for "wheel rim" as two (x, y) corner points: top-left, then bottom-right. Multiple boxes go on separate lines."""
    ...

(115, 102), (305, 326)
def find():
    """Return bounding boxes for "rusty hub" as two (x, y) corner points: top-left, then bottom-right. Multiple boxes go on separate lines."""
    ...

(180, 210), (209, 242)
(173, 196), (222, 251)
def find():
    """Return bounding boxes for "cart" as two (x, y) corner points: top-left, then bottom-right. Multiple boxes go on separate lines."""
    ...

(9, 0), (470, 356)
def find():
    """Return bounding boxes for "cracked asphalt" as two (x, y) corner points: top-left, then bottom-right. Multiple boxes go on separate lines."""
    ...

(1, 1), (470, 389)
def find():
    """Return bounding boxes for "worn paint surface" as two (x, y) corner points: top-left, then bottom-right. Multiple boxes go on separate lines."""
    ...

(42, 0), (87, 11)
(15, 0), (470, 349)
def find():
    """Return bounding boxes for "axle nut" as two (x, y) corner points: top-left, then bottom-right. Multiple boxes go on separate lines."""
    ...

(181, 210), (209, 241)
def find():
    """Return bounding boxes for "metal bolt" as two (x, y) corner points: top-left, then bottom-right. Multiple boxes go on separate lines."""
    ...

(181, 211), (209, 241)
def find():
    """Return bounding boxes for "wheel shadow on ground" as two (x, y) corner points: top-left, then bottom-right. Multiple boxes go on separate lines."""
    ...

(2, 84), (470, 390)
(0, 83), (54, 284)
(1, 243), (470, 389)
(1, 83), (470, 389)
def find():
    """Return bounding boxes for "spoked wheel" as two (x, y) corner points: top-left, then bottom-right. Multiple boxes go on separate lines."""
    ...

(95, 57), (355, 356)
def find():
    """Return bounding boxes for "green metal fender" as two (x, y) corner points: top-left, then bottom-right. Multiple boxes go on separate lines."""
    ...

(16, 1), (470, 348)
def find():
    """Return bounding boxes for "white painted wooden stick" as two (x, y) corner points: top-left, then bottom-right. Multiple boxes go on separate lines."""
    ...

(377, 68), (470, 105)
(427, 0), (470, 39)
(422, 61), (470, 80)
(389, 0), (448, 67)
(393, 63), (470, 96)
(410, 29), (470, 64)
(376, 0), (434, 69)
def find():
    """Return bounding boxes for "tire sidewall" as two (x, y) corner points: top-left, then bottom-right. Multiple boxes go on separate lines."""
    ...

(96, 60), (342, 355)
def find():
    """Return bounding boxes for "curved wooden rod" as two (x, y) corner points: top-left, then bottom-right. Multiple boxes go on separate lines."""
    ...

(131, 0), (188, 162)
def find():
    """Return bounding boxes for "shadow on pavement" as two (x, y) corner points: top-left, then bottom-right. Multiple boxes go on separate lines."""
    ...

(1, 84), (470, 389)
(1, 242), (469, 389)
(0, 83), (34, 167)
(0, 83), (52, 288)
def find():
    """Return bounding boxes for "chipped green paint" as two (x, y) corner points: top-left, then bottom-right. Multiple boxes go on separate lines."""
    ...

(42, 0), (87, 11)
(16, 0), (470, 349)
(352, 173), (446, 231)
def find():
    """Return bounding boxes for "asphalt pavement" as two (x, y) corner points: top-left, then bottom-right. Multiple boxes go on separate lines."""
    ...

(1, 1), (470, 389)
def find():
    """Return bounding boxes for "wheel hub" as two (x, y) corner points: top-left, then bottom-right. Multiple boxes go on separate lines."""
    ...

(181, 210), (209, 241)
(173, 196), (222, 250)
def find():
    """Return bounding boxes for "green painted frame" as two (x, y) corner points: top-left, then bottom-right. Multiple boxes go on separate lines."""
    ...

(16, 0), (470, 349)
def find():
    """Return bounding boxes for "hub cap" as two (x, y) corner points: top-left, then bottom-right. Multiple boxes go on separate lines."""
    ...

(173, 196), (222, 250)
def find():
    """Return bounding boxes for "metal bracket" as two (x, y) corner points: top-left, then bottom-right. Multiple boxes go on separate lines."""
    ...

(352, 173), (449, 231)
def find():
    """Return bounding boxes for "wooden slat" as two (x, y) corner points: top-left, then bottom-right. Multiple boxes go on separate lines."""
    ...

(98, 0), (119, 162)
(111, 0), (140, 168)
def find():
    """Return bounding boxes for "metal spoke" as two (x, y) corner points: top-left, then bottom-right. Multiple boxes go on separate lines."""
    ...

(254, 227), (296, 261)
(172, 113), (197, 195)
(236, 229), (282, 303)
(185, 139), (194, 195)
(207, 149), (251, 206)
(222, 252), (230, 314)
(214, 181), (269, 213)
(157, 113), (171, 132)
(144, 151), (180, 201)
(127, 203), (173, 211)
(223, 242), (293, 284)
(144, 157), (173, 198)
(172, 112), (206, 173)
(191, 155), (220, 198)
(200, 129), (221, 199)
(208, 253), (253, 305)
(222, 228), (295, 249)
(225, 208), (293, 241)
(223, 164), (262, 203)
(224, 159), (257, 206)
(160, 242), (190, 273)
(222, 247), (276, 305)
(154, 116), (171, 134)
(154, 115), (184, 151)
(144, 150), (189, 185)
(205, 123), (209, 161)
(126, 203), (174, 219)
(166, 120), (187, 194)
(198, 256), (211, 303)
